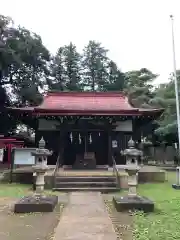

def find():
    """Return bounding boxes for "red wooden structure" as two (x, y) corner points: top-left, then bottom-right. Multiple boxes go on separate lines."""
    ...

(0, 136), (24, 166)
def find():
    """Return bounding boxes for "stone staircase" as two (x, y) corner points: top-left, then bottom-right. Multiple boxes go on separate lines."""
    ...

(53, 175), (118, 193)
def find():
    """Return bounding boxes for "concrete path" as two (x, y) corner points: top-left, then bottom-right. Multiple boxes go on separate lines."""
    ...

(53, 192), (117, 240)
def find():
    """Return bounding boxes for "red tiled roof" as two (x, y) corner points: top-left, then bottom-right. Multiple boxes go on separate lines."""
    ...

(6, 92), (164, 116)
(35, 92), (138, 114)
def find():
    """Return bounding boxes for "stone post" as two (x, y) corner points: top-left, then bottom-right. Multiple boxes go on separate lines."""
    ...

(172, 166), (180, 189)
(36, 171), (44, 193)
(125, 167), (140, 197)
(33, 166), (48, 194)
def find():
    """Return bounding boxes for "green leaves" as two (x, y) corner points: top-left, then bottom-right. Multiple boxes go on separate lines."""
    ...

(0, 15), (50, 108)
(124, 69), (157, 108)
(50, 43), (82, 91)
(49, 40), (125, 92)
(152, 74), (180, 137)
(82, 40), (109, 91)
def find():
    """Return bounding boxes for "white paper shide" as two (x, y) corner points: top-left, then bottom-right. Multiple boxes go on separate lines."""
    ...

(0, 148), (4, 162)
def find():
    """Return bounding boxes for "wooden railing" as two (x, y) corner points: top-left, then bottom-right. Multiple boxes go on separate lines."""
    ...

(112, 155), (120, 189)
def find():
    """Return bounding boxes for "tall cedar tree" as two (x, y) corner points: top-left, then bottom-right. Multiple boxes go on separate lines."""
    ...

(50, 43), (82, 91)
(49, 47), (66, 91)
(63, 42), (82, 91)
(104, 60), (125, 91)
(82, 40), (109, 91)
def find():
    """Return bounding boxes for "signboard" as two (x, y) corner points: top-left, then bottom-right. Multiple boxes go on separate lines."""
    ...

(13, 148), (36, 165)
(113, 120), (132, 132)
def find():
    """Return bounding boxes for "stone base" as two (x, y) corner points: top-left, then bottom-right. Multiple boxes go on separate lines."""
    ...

(14, 194), (58, 213)
(172, 184), (180, 190)
(113, 195), (154, 213)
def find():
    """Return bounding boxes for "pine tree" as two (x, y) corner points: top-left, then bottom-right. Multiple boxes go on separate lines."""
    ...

(49, 43), (82, 91)
(82, 40), (109, 91)
(63, 42), (82, 91)
(104, 60), (125, 91)
(50, 47), (66, 91)
(124, 68), (157, 108)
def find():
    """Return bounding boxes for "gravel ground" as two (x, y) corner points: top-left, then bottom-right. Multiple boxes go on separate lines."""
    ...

(0, 194), (68, 240)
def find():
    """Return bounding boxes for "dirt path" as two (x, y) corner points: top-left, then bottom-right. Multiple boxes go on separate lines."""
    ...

(0, 195), (66, 240)
(53, 192), (117, 240)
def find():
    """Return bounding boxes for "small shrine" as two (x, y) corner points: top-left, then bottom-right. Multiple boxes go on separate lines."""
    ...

(7, 92), (163, 169)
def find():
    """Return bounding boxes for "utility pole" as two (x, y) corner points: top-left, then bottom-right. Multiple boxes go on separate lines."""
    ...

(170, 15), (180, 152)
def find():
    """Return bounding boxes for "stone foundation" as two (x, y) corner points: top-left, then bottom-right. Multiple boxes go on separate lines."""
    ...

(3, 168), (166, 190)
(14, 195), (58, 213)
(119, 170), (166, 189)
(113, 195), (154, 212)
(138, 170), (166, 183)
(3, 172), (54, 189)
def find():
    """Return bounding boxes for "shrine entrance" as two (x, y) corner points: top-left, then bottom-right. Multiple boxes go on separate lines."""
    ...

(63, 130), (109, 169)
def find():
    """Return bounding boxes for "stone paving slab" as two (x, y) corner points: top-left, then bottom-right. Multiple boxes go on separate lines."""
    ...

(53, 192), (117, 240)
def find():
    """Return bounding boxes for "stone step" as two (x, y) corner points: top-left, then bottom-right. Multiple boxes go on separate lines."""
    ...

(55, 176), (115, 183)
(63, 165), (109, 170)
(52, 187), (118, 193)
(55, 181), (116, 188)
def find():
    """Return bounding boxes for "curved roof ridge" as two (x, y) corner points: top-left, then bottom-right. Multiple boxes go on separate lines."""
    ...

(46, 91), (126, 98)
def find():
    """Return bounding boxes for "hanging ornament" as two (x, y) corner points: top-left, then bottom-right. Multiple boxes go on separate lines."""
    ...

(79, 133), (81, 144)
(0, 148), (4, 162)
(70, 132), (73, 143)
(99, 132), (100, 137)
(89, 133), (92, 144)
(141, 135), (145, 143)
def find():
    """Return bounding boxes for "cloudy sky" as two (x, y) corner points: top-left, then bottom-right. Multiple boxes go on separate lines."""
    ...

(1, 0), (180, 83)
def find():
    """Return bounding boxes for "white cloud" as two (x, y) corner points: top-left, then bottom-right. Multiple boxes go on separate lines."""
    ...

(1, 0), (180, 84)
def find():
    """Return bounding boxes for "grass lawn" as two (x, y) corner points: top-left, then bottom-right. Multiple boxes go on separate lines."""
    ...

(134, 171), (180, 240)
(0, 183), (31, 198)
(0, 183), (59, 198)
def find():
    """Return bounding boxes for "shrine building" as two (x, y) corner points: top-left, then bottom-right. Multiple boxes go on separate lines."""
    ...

(8, 92), (163, 169)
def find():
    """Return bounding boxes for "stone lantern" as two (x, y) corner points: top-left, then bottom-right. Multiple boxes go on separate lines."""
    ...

(14, 137), (58, 213)
(121, 138), (143, 165)
(113, 138), (154, 212)
(31, 137), (52, 193)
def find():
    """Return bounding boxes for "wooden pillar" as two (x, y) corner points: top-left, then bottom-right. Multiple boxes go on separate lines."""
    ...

(132, 118), (141, 142)
(58, 129), (64, 167)
(108, 128), (113, 166)
(7, 144), (12, 166)
(58, 120), (67, 166)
